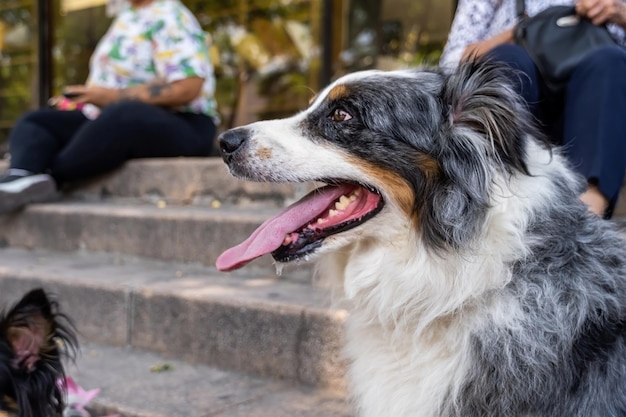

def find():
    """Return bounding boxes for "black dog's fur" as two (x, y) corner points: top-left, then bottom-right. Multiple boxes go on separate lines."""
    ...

(0, 289), (77, 417)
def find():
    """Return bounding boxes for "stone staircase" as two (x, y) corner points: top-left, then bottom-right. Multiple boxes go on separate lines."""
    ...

(0, 158), (351, 417)
(0, 157), (623, 417)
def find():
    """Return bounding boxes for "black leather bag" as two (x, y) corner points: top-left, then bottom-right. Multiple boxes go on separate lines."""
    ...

(513, 0), (616, 92)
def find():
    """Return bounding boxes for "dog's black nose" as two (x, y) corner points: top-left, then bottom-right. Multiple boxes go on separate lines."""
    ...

(218, 128), (248, 158)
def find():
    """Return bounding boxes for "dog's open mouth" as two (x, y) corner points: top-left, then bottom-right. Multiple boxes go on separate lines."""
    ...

(216, 182), (384, 271)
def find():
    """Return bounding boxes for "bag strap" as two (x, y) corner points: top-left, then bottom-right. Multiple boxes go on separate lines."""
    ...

(515, 0), (526, 19)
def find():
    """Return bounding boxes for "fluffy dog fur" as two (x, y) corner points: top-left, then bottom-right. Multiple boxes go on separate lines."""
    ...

(0, 289), (77, 417)
(215, 59), (626, 417)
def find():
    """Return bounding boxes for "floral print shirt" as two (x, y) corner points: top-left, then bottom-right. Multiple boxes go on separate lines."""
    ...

(440, 0), (626, 70)
(87, 0), (218, 119)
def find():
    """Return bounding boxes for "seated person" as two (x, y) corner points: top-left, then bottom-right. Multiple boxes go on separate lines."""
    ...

(440, 0), (626, 218)
(0, 0), (219, 214)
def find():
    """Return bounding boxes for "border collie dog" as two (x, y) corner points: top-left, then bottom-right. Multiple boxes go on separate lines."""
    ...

(215, 59), (626, 417)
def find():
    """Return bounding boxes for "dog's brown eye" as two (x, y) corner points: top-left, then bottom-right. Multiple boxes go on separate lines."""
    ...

(331, 108), (352, 122)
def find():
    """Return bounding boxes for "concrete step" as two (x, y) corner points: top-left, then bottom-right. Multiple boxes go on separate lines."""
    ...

(69, 342), (352, 417)
(0, 201), (313, 274)
(2, 199), (621, 269)
(0, 248), (347, 389)
(65, 157), (315, 208)
(1, 158), (311, 208)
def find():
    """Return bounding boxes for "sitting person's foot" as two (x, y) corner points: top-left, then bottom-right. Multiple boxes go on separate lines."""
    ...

(0, 170), (57, 214)
(580, 183), (609, 218)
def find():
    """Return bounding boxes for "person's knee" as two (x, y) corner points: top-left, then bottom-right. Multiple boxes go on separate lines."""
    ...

(578, 45), (626, 75)
(8, 109), (55, 143)
(14, 109), (53, 126)
(486, 44), (535, 71)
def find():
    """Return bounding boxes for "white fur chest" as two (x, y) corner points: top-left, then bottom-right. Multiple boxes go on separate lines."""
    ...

(318, 241), (485, 417)
(343, 309), (473, 417)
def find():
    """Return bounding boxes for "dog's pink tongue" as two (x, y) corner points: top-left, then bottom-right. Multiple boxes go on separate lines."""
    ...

(216, 184), (353, 271)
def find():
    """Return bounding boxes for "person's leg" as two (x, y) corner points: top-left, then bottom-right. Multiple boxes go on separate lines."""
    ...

(51, 101), (216, 183)
(564, 45), (626, 218)
(8, 108), (88, 173)
(0, 109), (88, 214)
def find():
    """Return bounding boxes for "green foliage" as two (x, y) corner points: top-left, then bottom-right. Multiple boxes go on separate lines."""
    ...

(0, 0), (38, 153)
(52, 1), (112, 93)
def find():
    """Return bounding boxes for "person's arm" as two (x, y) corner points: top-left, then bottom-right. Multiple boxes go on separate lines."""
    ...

(575, 0), (626, 28)
(64, 77), (204, 108)
(148, 6), (213, 103)
(67, 4), (212, 109)
(461, 28), (515, 61)
(440, 0), (510, 69)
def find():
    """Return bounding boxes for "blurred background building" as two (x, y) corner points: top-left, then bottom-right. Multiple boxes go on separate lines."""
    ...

(0, 0), (456, 154)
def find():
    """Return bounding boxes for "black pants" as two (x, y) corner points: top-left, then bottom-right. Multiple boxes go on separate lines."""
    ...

(487, 44), (626, 216)
(8, 101), (217, 183)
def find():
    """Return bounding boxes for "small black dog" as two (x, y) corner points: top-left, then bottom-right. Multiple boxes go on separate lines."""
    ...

(0, 289), (77, 417)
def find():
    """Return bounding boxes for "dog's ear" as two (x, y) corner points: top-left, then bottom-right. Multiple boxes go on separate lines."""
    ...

(421, 59), (539, 250)
(441, 57), (542, 174)
(0, 289), (77, 417)
(2, 289), (56, 372)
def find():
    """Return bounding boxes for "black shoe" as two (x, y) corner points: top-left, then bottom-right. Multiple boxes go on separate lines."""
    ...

(0, 173), (57, 214)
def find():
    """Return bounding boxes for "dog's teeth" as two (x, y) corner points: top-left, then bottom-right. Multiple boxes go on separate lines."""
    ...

(283, 235), (292, 246)
(329, 209), (338, 217)
(317, 218), (326, 224)
(335, 195), (350, 210)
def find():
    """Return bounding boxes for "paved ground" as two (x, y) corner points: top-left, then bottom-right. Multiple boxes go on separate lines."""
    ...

(69, 343), (353, 417)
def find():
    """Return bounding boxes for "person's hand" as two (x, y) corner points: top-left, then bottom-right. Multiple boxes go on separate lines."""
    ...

(575, 0), (626, 26)
(47, 95), (63, 107)
(47, 95), (84, 110)
(63, 85), (119, 107)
